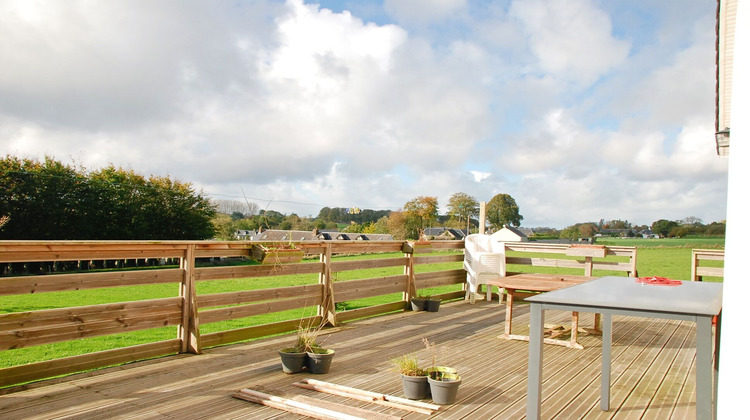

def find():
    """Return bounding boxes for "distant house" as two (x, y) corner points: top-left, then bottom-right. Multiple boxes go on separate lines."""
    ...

(491, 225), (528, 242)
(423, 227), (468, 240)
(638, 228), (660, 239)
(237, 229), (393, 241)
(247, 229), (316, 241)
(595, 228), (634, 238)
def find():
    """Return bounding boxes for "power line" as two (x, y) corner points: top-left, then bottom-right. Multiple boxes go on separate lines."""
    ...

(4, 169), (401, 212)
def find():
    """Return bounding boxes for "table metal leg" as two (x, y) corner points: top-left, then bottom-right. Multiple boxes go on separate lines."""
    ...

(714, 311), (721, 420)
(695, 314), (713, 419)
(527, 303), (544, 420)
(601, 312), (612, 411)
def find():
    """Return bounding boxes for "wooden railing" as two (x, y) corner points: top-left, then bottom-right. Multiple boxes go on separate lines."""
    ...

(504, 242), (638, 277)
(0, 240), (465, 387)
(691, 249), (725, 281)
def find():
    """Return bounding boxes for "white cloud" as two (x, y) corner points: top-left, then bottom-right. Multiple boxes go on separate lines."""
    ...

(510, 0), (630, 85)
(471, 171), (490, 182)
(383, 0), (467, 25)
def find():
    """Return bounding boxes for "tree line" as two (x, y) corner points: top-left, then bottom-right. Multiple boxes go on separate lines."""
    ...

(1, 155), (216, 240)
(2, 155), (723, 242)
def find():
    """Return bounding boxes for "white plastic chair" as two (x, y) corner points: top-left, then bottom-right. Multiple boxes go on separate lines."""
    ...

(463, 234), (506, 302)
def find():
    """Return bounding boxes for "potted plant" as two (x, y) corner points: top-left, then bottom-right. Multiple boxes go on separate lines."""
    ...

(279, 319), (335, 374)
(251, 242), (303, 264)
(424, 296), (441, 312)
(279, 342), (307, 374)
(410, 294), (427, 311)
(297, 320), (335, 374)
(391, 354), (429, 400)
(423, 338), (461, 405)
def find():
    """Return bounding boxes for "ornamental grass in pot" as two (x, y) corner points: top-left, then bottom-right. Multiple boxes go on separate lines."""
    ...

(298, 320), (335, 374)
(422, 338), (461, 405)
(391, 354), (429, 400)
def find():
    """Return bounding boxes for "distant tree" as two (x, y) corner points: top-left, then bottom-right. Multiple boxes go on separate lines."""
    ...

(343, 222), (364, 233)
(387, 211), (409, 240)
(680, 216), (703, 227)
(403, 196), (438, 239)
(651, 219), (678, 237)
(706, 222), (726, 236)
(259, 210), (284, 228)
(364, 216), (390, 234)
(559, 225), (580, 240)
(559, 223), (598, 239)
(603, 219), (631, 229)
(212, 213), (236, 240)
(230, 211), (245, 221)
(446, 192), (479, 232)
(486, 193), (523, 229)
(578, 223), (598, 237)
(213, 199), (258, 216)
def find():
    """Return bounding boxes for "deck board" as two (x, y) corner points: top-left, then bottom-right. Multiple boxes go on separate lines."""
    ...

(0, 299), (707, 419)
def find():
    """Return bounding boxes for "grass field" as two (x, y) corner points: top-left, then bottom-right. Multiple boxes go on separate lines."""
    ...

(0, 238), (725, 371)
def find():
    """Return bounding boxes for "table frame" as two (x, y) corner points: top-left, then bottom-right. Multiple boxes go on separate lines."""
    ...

(525, 277), (722, 420)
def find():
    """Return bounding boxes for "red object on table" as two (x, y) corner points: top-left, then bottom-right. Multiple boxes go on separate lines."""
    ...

(636, 276), (682, 286)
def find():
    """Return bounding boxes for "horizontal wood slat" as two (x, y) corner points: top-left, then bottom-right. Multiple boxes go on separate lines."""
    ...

(199, 296), (322, 325)
(414, 254), (464, 265)
(696, 267), (724, 277)
(331, 257), (407, 272)
(196, 284), (323, 308)
(0, 298), (183, 350)
(415, 269), (465, 288)
(506, 256), (585, 269)
(335, 301), (406, 323)
(194, 262), (324, 281)
(334, 275), (408, 302)
(0, 339), (181, 388)
(200, 316), (321, 349)
(0, 268), (184, 296)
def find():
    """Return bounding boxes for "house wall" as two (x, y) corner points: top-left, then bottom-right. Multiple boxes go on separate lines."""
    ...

(718, 0), (748, 415)
(491, 228), (527, 242)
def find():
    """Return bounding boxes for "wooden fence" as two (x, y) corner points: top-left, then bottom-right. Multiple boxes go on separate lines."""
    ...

(0, 240), (465, 388)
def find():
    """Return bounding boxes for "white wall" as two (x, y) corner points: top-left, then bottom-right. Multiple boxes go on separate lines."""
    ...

(717, 0), (749, 415)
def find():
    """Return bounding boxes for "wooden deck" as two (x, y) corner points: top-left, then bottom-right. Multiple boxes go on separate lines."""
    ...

(0, 299), (703, 419)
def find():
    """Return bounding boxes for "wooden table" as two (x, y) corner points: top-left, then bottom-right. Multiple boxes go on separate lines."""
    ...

(525, 276), (723, 420)
(487, 273), (598, 349)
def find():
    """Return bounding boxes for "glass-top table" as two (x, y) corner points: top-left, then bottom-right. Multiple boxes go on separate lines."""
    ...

(525, 276), (723, 419)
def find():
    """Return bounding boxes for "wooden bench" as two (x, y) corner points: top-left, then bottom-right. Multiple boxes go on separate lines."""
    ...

(484, 243), (638, 349)
(691, 249), (725, 281)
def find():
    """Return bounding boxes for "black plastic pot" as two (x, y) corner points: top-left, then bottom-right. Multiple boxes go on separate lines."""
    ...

(306, 349), (335, 374)
(425, 299), (441, 312)
(279, 348), (307, 374)
(410, 298), (426, 311)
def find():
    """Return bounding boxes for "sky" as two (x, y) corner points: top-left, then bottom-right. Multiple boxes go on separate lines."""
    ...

(1, 0), (728, 229)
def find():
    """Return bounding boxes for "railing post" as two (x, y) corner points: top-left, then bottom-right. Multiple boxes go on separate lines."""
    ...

(584, 256), (593, 277)
(404, 242), (417, 307)
(318, 242), (336, 326)
(178, 244), (201, 354)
